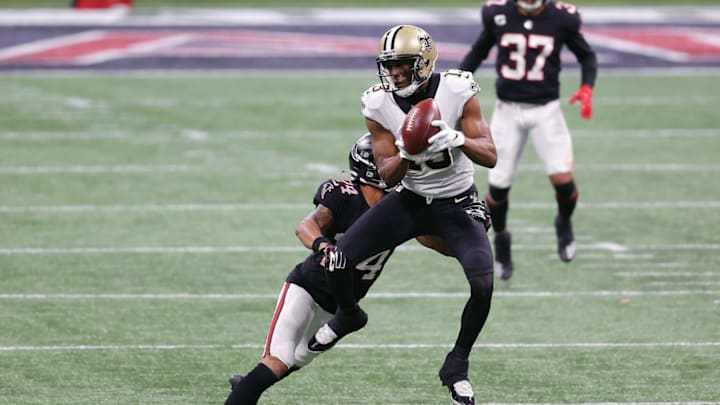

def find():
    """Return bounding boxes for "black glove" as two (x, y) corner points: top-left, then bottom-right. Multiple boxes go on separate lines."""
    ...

(464, 200), (492, 232)
(319, 245), (347, 272)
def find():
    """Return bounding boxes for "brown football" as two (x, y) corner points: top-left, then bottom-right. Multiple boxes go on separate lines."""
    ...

(400, 98), (441, 155)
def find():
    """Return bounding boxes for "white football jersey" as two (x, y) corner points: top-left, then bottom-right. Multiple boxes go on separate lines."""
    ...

(361, 70), (480, 198)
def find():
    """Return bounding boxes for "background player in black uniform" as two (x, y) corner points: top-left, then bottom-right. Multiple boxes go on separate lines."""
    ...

(459, 0), (598, 280)
(224, 134), (490, 405)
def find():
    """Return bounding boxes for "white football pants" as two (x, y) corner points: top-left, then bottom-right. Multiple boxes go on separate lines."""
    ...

(488, 99), (574, 188)
(262, 282), (333, 368)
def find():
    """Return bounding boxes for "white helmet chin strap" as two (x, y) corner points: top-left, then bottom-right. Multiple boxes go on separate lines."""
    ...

(517, 0), (544, 12)
(394, 82), (421, 98)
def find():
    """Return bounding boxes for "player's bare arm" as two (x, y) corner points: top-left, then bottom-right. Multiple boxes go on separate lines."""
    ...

(295, 204), (334, 251)
(458, 97), (497, 168)
(366, 117), (409, 187)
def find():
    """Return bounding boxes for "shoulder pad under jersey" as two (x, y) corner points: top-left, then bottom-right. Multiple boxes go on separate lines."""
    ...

(549, 1), (582, 28)
(361, 83), (389, 112)
(314, 178), (359, 207)
(441, 69), (481, 96)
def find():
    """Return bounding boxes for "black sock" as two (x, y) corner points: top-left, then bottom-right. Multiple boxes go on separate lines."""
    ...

(452, 273), (494, 360)
(280, 365), (300, 381)
(224, 363), (279, 405)
(554, 180), (578, 219)
(486, 186), (510, 232)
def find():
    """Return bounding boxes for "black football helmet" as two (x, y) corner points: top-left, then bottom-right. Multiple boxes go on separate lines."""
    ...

(349, 133), (387, 190)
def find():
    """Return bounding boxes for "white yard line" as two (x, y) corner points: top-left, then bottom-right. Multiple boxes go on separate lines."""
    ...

(0, 243), (720, 256)
(1, 341), (719, 352)
(0, 291), (718, 300)
(590, 263), (690, 270)
(0, 246), (306, 255)
(0, 128), (717, 141)
(593, 96), (718, 106)
(573, 129), (720, 137)
(479, 403), (720, 405)
(1, 201), (720, 214)
(1, 163), (718, 175)
(647, 281), (720, 287)
(0, 243), (718, 256)
(0, 203), (310, 213)
(0, 164), (191, 174)
(573, 163), (720, 172)
(493, 202), (720, 209)
(616, 271), (720, 277)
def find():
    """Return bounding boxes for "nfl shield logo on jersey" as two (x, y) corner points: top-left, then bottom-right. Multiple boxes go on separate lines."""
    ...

(494, 14), (506, 26)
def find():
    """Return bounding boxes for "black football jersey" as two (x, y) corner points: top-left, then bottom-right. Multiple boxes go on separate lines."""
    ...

(286, 179), (395, 314)
(459, 0), (597, 104)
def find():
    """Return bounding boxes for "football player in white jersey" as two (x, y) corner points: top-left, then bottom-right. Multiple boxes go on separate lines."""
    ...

(459, 0), (598, 280)
(309, 25), (497, 405)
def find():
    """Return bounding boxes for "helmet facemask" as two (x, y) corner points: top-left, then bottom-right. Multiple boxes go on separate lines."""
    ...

(377, 57), (427, 98)
(376, 25), (437, 98)
(516, 0), (546, 13)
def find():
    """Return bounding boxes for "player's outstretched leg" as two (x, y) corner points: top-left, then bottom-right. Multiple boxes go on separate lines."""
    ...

(554, 215), (576, 262)
(438, 352), (475, 405)
(228, 374), (244, 390)
(307, 306), (368, 353)
(493, 230), (514, 280)
(224, 363), (279, 405)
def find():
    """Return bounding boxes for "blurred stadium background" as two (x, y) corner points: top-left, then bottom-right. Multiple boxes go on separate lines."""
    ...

(1, 1), (719, 404)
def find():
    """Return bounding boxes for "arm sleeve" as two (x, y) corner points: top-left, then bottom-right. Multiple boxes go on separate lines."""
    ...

(565, 14), (598, 87)
(458, 8), (496, 72)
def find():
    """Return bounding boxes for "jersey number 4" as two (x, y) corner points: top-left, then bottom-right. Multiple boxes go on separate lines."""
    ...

(356, 249), (392, 281)
(500, 33), (554, 81)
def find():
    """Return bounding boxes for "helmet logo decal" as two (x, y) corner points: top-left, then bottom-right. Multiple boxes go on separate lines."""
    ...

(418, 35), (433, 53)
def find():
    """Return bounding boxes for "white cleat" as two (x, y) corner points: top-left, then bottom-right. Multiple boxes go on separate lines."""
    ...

(448, 380), (475, 405)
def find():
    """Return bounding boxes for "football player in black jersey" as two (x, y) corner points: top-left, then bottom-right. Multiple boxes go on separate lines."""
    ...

(224, 134), (490, 405)
(459, 0), (598, 280)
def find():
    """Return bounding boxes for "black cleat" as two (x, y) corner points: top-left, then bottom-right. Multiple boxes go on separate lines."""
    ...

(494, 230), (514, 280)
(439, 353), (475, 405)
(228, 374), (244, 390)
(554, 216), (576, 262)
(307, 307), (368, 353)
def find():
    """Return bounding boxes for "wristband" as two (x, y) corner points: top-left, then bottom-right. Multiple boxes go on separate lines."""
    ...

(312, 236), (332, 252)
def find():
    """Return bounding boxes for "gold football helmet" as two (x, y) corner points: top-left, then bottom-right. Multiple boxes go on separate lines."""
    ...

(376, 25), (438, 98)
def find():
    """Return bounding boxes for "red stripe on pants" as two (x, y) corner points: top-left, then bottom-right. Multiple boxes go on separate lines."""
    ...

(264, 282), (290, 357)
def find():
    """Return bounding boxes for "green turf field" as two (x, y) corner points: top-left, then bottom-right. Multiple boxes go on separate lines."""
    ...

(4, 0), (720, 7)
(0, 72), (719, 404)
